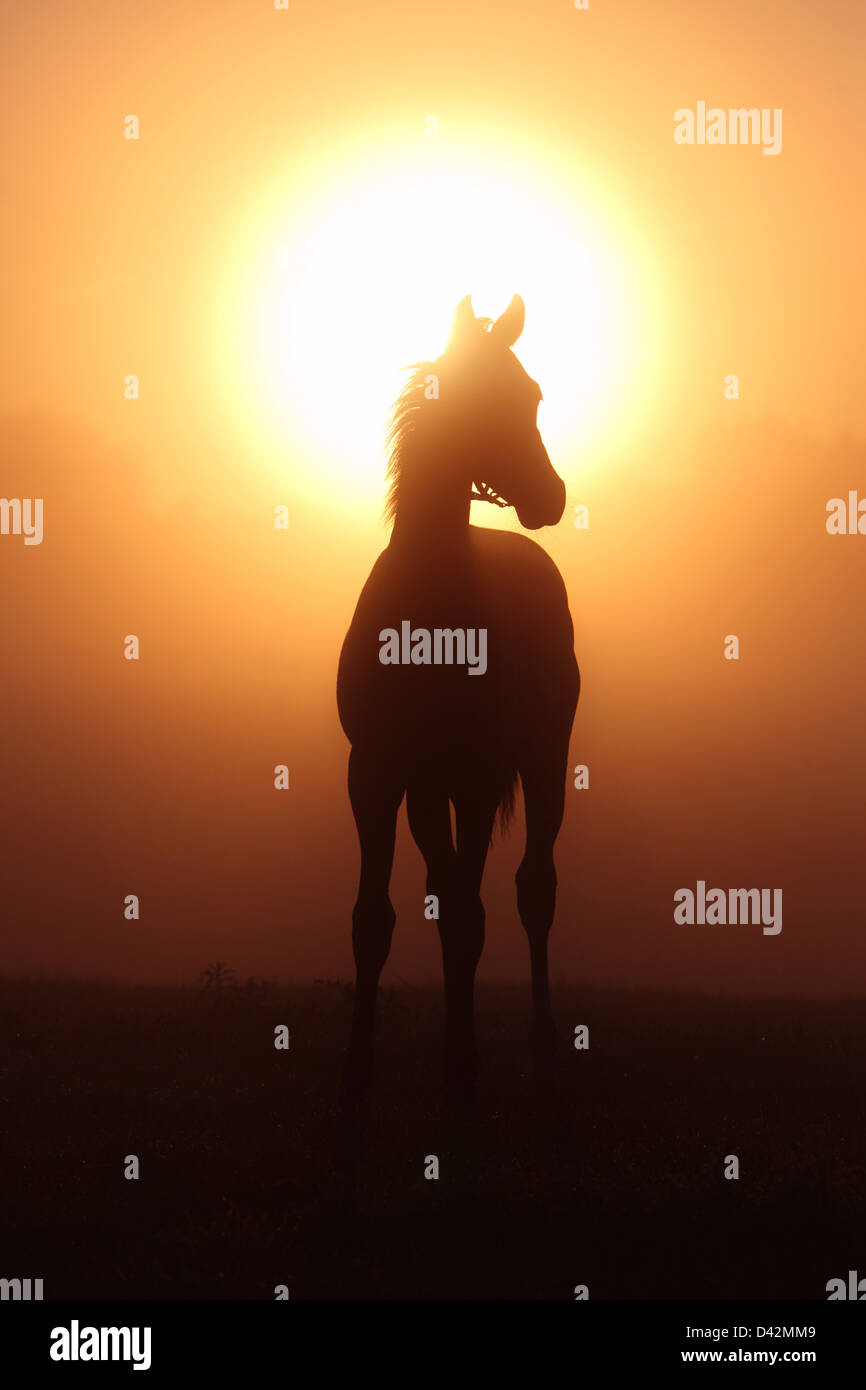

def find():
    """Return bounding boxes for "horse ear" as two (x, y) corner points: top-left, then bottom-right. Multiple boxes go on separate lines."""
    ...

(489, 294), (525, 347)
(448, 295), (475, 347)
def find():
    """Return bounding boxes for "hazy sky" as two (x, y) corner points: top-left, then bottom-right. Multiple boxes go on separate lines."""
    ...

(2, 0), (864, 994)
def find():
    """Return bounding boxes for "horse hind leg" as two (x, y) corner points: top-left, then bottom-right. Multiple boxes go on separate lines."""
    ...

(408, 786), (497, 1112)
(406, 789), (463, 1097)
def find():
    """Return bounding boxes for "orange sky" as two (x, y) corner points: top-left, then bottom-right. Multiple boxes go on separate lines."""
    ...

(2, 0), (865, 994)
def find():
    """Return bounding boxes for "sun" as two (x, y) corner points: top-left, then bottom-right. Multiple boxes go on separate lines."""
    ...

(218, 133), (658, 513)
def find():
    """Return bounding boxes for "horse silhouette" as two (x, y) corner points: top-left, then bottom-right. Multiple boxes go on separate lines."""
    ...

(337, 294), (579, 1110)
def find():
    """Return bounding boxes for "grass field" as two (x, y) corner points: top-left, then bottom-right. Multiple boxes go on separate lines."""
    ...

(1, 978), (864, 1300)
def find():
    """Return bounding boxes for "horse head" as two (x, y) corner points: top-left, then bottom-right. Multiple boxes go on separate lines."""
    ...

(442, 294), (566, 530)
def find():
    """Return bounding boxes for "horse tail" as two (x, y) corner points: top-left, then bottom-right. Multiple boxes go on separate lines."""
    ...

(495, 766), (520, 835)
(406, 762), (518, 847)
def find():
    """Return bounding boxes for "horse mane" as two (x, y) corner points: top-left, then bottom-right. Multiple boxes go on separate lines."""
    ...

(384, 316), (495, 525)
(384, 362), (433, 525)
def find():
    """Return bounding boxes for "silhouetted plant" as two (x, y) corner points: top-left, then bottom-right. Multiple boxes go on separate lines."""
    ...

(200, 962), (236, 993)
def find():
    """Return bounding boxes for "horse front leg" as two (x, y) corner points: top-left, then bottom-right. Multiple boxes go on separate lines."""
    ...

(342, 747), (404, 1102)
(516, 744), (568, 1081)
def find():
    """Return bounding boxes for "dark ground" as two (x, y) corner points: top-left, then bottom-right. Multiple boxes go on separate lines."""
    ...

(1, 978), (864, 1300)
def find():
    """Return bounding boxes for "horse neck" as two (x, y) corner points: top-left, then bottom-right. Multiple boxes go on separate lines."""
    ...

(388, 429), (473, 559)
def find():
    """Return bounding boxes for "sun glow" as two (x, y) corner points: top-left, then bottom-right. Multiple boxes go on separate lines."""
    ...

(219, 134), (660, 511)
